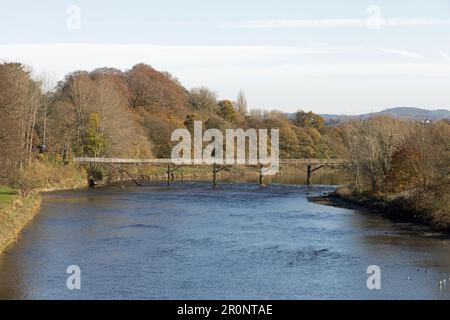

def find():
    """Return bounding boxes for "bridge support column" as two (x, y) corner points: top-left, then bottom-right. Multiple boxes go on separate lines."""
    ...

(120, 164), (124, 186)
(259, 165), (264, 186)
(88, 176), (95, 187)
(306, 164), (312, 187)
(213, 163), (217, 188)
(167, 165), (171, 186)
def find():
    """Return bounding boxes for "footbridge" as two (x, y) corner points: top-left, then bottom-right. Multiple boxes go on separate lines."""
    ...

(72, 157), (350, 187)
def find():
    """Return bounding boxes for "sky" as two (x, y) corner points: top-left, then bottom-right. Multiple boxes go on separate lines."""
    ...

(1, 0), (450, 114)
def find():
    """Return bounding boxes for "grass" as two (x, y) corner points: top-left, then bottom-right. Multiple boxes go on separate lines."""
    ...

(0, 186), (15, 204)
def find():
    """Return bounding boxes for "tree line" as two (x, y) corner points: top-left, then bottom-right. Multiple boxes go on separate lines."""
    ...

(0, 62), (340, 183)
(0, 62), (448, 226)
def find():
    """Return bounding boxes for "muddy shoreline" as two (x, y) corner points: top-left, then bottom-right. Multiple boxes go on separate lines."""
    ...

(308, 191), (450, 237)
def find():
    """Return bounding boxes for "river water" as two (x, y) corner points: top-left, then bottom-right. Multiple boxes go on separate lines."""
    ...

(1, 172), (450, 299)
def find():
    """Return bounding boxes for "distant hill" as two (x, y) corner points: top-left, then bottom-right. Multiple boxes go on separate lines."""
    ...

(318, 107), (450, 124)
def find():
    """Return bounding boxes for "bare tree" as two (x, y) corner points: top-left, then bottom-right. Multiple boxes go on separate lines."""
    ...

(188, 87), (218, 113)
(236, 89), (248, 116)
(0, 63), (43, 173)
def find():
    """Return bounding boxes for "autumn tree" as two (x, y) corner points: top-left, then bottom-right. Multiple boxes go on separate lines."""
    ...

(217, 100), (237, 123)
(205, 115), (228, 132)
(56, 71), (96, 150)
(0, 112), (20, 181)
(140, 110), (179, 158)
(341, 117), (409, 193)
(279, 126), (301, 158)
(189, 87), (218, 113)
(294, 128), (317, 158)
(125, 63), (190, 113)
(9, 161), (49, 197)
(0, 63), (43, 175)
(45, 101), (77, 161)
(294, 111), (324, 129)
(385, 146), (422, 192)
(54, 70), (152, 159)
(183, 114), (203, 133)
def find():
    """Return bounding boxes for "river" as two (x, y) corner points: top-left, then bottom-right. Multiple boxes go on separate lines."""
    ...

(1, 172), (450, 299)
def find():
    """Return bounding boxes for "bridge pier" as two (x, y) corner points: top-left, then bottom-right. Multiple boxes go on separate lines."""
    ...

(166, 164), (183, 186)
(306, 164), (312, 187)
(88, 177), (95, 187)
(211, 164), (232, 187)
(167, 165), (171, 186)
(120, 164), (124, 186)
(306, 164), (326, 187)
(259, 165), (264, 187)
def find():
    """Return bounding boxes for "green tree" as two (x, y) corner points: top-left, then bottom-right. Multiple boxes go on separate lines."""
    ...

(83, 112), (107, 186)
(84, 112), (107, 157)
(217, 100), (237, 123)
(279, 126), (301, 158)
(294, 128), (315, 158)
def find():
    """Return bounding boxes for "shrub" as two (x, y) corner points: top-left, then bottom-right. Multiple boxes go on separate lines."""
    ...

(9, 162), (50, 197)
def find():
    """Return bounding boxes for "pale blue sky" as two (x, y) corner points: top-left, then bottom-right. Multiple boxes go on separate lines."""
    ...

(1, 0), (450, 114)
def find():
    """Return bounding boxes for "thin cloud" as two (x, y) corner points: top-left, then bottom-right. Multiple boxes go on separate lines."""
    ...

(438, 50), (450, 62)
(227, 19), (365, 28)
(227, 18), (450, 29)
(1, 44), (448, 79)
(378, 48), (427, 60)
(1, 43), (449, 113)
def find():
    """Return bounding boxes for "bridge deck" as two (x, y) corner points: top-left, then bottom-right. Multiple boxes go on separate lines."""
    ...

(73, 157), (349, 165)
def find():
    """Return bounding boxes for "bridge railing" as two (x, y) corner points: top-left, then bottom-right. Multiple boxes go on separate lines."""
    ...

(279, 158), (348, 165)
(73, 157), (173, 164)
(73, 157), (349, 165)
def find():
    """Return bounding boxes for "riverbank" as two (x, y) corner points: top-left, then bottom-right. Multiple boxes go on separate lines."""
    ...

(0, 184), (89, 254)
(0, 193), (41, 253)
(309, 186), (450, 233)
(0, 163), (88, 254)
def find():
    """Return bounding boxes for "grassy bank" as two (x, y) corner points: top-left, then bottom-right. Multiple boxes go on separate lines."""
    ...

(0, 186), (14, 203)
(0, 163), (88, 254)
(0, 191), (41, 253)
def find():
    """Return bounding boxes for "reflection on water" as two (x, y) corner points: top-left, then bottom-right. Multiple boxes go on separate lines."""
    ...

(223, 169), (348, 186)
(0, 171), (450, 299)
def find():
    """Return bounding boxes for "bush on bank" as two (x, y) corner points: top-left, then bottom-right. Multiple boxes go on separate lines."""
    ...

(334, 183), (450, 231)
